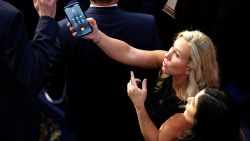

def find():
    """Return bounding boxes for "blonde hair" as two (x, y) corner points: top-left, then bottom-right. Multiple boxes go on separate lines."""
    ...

(176, 30), (220, 100)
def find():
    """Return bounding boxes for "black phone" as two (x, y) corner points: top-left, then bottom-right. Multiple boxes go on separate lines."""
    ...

(64, 2), (92, 37)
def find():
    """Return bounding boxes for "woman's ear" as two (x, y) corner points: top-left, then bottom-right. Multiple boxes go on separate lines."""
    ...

(185, 66), (191, 75)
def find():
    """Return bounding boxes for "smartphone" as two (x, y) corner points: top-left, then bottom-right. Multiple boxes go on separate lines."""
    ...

(64, 2), (92, 37)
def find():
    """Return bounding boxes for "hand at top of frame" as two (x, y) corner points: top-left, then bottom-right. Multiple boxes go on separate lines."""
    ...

(33, 0), (57, 18)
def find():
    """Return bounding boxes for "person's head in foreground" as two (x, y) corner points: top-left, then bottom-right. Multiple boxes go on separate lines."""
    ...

(181, 87), (243, 141)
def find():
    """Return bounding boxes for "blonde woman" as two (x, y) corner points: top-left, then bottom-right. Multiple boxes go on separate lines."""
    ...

(68, 18), (220, 127)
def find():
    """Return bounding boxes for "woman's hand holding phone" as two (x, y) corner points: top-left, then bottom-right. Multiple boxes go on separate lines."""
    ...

(64, 2), (92, 37)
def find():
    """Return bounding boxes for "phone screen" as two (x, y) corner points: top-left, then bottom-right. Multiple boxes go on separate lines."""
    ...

(64, 2), (92, 37)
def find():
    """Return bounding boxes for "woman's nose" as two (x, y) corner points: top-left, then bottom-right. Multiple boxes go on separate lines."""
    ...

(165, 51), (172, 60)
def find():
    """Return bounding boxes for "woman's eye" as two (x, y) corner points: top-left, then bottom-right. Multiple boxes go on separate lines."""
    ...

(175, 52), (179, 57)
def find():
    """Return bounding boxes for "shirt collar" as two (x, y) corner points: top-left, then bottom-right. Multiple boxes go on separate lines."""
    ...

(90, 4), (118, 7)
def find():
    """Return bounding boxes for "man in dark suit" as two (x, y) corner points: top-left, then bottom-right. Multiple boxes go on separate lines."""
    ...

(0, 0), (59, 140)
(44, 0), (162, 140)
(118, 0), (167, 16)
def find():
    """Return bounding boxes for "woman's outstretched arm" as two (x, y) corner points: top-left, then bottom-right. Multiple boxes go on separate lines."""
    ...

(68, 18), (167, 69)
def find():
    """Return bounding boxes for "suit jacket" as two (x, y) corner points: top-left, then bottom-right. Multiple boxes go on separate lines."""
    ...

(119, 0), (167, 15)
(45, 6), (162, 141)
(0, 1), (59, 140)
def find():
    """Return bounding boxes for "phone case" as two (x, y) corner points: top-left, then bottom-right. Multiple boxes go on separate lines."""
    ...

(64, 2), (92, 37)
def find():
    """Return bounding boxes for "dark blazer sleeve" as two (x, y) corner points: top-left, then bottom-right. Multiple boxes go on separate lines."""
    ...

(2, 10), (59, 89)
(42, 19), (75, 100)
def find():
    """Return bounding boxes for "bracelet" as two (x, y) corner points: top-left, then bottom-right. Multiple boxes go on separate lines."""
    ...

(94, 32), (102, 44)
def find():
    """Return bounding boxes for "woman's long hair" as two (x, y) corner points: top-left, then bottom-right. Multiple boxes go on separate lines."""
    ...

(176, 30), (220, 100)
(176, 88), (241, 141)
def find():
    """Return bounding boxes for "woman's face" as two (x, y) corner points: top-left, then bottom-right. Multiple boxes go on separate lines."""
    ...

(162, 37), (190, 76)
(184, 89), (205, 124)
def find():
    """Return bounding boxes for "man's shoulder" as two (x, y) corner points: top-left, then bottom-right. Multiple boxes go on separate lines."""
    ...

(0, 1), (24, 32)
(117, 11), (156, 27)
(0, 1), (21, 18)
(123, 10), (155, 21)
